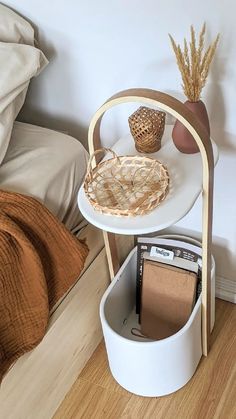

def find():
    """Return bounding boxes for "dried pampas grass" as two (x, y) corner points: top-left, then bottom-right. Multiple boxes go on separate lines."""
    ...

(169, 24), (219, 102)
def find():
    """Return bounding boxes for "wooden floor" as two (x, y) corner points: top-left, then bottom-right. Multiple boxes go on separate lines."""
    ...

(54, 299), (236, 419)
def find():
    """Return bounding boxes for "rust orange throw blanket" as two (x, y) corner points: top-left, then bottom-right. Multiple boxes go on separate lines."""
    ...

(0, 191), (88, 380)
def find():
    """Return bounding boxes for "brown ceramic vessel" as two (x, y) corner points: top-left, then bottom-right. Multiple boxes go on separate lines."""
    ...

(172, 100), (210, 154)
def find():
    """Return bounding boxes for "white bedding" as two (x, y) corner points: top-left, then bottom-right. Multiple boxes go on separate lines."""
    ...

(0, 4), (48, 165)
(0, 121), (88, 231)
(0, 5), (88, 232)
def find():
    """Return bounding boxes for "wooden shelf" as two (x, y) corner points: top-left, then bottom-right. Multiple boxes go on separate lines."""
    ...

(78, 125), (218, 235)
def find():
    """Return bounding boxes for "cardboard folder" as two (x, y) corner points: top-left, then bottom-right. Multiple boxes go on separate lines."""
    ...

(141, 260), (197, 340)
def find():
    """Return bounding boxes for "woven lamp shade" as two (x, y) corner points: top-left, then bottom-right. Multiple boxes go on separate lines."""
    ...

(128, 106), (166, 153)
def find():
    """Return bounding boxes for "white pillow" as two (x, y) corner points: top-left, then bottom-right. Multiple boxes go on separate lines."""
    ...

(0, 5), (48, 165)
(0, 4), (34, 44)
(0, 42), (48, 164)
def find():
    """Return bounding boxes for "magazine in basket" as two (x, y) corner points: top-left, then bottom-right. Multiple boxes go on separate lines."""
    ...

(136, 237), (203, 314)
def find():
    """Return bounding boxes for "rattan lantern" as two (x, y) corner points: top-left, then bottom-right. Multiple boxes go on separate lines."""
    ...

(128, 106), (166, 153)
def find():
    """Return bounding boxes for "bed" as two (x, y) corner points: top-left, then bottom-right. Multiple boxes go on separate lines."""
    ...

(0, 123), (111, 417)
(0, 121), (88, 233)
(0, 5), (112, 418)
(0, 119), (132, 418)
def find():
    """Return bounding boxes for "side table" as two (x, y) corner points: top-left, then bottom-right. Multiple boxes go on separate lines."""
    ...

(78, 88), (217, 357)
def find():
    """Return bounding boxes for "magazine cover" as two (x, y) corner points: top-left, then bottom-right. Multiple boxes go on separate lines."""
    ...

(136, 237), (202, 314)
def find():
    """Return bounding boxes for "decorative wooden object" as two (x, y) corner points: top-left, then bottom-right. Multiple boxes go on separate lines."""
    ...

(84, 147), (169, 217)
(87, 88), (214, 357)
(128, 106), (166, 153)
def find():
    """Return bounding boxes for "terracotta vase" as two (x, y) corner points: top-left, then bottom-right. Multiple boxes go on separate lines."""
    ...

(172, 100), (210, 154)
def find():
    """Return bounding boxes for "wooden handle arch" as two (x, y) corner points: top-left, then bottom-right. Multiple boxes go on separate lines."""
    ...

(88, 88), (214, 356)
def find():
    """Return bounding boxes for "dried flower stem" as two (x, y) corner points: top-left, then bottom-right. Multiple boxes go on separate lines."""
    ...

(169, 24), (219, 102)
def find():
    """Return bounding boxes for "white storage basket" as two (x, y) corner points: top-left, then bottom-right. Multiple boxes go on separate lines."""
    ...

(100, 238), (215, 397)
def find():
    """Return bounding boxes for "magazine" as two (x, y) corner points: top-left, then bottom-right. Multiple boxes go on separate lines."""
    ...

(136, 236), (203, 314)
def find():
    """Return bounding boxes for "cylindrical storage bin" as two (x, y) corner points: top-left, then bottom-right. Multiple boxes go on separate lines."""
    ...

(100, 241), (215, 397)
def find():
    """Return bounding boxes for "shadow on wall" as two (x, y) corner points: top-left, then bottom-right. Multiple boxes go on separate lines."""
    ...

(18, 106), (89, 149)
(157, 225), (236, 282)
(212, 235), (236, 281)
(206, 37), (236, 152)
(207, 56), (228, 150)
(18, 87), (186, 149)
(16, 20), (90, 148)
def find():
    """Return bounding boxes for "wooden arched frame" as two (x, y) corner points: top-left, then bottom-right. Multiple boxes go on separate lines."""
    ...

(88, 88), (214, 356)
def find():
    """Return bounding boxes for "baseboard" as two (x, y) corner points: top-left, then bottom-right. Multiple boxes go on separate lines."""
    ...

(216, 275), (236, 304)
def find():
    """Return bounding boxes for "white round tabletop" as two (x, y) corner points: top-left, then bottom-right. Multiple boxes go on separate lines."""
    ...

(78, 125), (218, 235)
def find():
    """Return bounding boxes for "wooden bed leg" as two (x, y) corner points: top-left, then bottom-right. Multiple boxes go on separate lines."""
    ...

(103, 231), (120, 280)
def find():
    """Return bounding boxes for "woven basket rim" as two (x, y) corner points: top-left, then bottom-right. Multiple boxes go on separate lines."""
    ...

(84, 148), (169, 217)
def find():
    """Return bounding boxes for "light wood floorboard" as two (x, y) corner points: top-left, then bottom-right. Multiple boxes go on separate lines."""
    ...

(54, 299), (236, 419)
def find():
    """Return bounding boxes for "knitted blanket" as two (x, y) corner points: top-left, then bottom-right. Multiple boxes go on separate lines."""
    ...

(0, 191), (88, 380)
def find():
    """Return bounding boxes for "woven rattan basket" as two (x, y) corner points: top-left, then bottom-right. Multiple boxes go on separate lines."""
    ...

(84, 148), (169, 217)
(128, 106), (166, 153)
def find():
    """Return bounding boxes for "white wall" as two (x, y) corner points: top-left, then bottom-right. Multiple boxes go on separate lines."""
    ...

(3, 0), (236, 284)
